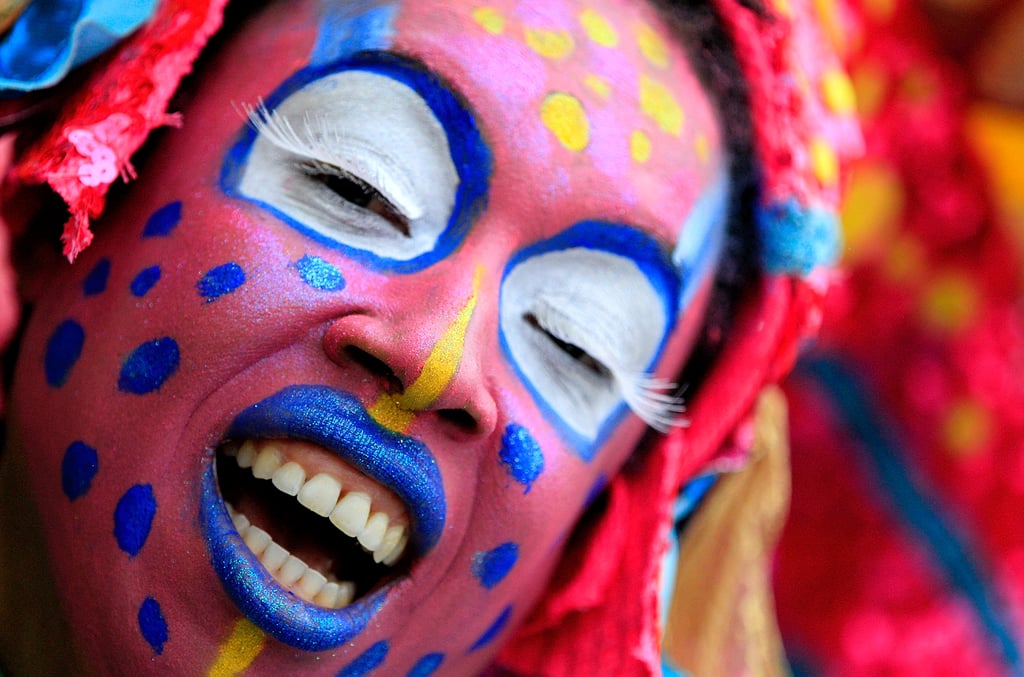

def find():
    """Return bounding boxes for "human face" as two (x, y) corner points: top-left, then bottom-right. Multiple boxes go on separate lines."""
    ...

(10, 0), (727, 673)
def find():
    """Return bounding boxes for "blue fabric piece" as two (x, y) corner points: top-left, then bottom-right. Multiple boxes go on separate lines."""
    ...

(801, 356), (1023, 674)
(757, 199), (841, 276)
(0, 0), (158, 93)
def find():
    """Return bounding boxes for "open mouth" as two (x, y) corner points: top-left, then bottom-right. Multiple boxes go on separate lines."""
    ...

(201, 385), (447, 652)
(216, 438), (410, 608)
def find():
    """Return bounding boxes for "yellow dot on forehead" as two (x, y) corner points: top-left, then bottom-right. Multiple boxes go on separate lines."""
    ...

(583, 73), (611, 99)
(579, 8), (618, 47)
(525, 27), (575, 60)
(810, 137), (839, 186)
(472, 6), (506, 34)
(635, 22), (669, 69)
(821, 69), (857, 115)
(639, 75), (684, 136)
(630, 130), (652, 163)
(541, 92), (590, 151)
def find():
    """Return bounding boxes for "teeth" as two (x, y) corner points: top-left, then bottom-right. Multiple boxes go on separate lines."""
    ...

(382, 531), (408, 567)
(252, 444), (283, 479)
(231, 510), (250, 535)
(243, 525), (271, 556)
(272, 462), (306, 496)
(358, 512), (389, 552)
(336, 581), (356, 607)
(223, 439), (414, 608)
(297, 568), (328, 601)
(315, 582), (340, 608)
(277, 555), (307, 586)
(261, 542), (290, 573)
(374, 525), (407, 564)
(330, 492), (371, 537)
(297, 473), (342, 516)
(237, 441), (256, 468)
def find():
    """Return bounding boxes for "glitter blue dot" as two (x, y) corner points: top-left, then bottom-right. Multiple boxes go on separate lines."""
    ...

(61, 441), (98, 501)
(143, 201), (182, 238)
(296, 254), (345, 291)
(197, 262), (245, 302)
(82, 258), (111, 296)
(499, 424), (544, 493)
(44, 319), (85, 388)
(114, 483), (156, 557)
(130, 265), (161, 297)
(471, 543), (519, 589)
(469, 606), (513, 653)
(337, 640), (389, 677)
(406, 653), (444, 677)
(138, 596), (168, 655)
(118, 337), (180, 394)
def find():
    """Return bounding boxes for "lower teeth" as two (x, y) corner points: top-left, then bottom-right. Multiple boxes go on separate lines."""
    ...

(227, 503), (356, 609)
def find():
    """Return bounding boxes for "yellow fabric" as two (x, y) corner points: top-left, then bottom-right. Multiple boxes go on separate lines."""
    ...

(663, 386), (792, 677)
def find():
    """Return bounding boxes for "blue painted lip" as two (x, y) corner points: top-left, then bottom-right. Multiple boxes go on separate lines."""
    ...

(201, 465), (385, 651)
(200, 385), (447, 651)
(225, 385), (446, 552)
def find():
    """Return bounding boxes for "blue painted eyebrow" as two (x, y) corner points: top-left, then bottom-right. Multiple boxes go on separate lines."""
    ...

(220, 51), (493, 274)
(311, 3), (398, 65)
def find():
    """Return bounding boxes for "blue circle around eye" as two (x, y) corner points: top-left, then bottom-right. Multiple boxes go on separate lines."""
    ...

(221, 52), (492, 274)
(496, 222), (683, 456)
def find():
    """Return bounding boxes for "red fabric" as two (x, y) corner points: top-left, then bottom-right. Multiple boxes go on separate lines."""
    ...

(774, 0), (1024, 670)
(498, 278), (818, 676)
(13, 0), (228, 261)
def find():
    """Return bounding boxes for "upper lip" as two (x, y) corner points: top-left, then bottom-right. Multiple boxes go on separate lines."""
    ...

(225, 384), (446, 552)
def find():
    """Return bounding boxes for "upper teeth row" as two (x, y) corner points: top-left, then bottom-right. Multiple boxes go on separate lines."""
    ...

(225, 440), (409, 566)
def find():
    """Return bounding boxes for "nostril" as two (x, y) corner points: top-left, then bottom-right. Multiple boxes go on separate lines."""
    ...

(437, 408), (478, 434)
(344, 346), (404, 394)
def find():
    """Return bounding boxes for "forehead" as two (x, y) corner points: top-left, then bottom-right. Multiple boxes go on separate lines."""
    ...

(312, 0), (724, 245)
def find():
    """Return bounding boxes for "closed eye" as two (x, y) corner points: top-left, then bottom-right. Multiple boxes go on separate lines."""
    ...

(297, 160), (411, 237)
(524, 312), (608, 376)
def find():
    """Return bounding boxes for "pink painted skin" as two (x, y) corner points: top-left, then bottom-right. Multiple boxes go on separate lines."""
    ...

(9, 0), (725, 673)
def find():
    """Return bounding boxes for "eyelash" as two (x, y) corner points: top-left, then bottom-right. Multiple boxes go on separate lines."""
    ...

(527, 301), (685, 433)
(241, 100), (412, 230)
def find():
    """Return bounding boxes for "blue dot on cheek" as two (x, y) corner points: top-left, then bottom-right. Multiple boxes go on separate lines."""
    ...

(82, 258), (111, 296)
(406, 653), (444, 677)
(137, 596), (168, 655)
(499, 424), (544, 493)
(114, 483), (156, 557)
(468, 606), (513, 653)
(471, 543), (519, 589)
(118, 337), (180, 394)
(197, 262), (246, 302)
(130, 265), (161, 297)
(44, 319), (85, 388)
(336, 640), (389, 677)
(61, 441), (99, 501)
(295, 255), (345, 291)
(143, 201), (182, 238)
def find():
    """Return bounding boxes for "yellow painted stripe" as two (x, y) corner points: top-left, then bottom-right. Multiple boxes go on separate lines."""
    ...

(208, 618), (266, 677)
(368, 266), (483, 432)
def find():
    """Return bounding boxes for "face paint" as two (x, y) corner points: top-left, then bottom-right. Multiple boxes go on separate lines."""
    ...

(9, 0), (729, 673)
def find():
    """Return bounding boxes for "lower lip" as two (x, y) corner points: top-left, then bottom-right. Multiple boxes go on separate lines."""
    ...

(200, 464), (386, 651)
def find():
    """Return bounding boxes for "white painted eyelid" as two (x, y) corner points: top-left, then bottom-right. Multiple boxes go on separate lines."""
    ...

(237, 70), (458, 260)
(501, 248), (673, 438)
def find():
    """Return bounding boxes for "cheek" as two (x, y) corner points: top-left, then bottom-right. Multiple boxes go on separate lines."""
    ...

(10, 190), (384, 668)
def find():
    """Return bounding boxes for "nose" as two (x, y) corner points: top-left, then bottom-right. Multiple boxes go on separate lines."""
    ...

(322, 266), (498, 437)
